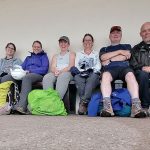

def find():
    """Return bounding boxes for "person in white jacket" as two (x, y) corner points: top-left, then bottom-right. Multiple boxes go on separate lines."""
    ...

(74, 33), (101, 115)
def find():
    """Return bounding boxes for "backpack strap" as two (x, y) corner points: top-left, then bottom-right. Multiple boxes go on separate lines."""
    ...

(6, 82), (20, 107)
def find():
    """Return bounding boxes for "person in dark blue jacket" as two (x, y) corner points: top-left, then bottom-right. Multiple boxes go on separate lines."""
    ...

(1, 41), (49, 114)
(99, 26), (146, 118)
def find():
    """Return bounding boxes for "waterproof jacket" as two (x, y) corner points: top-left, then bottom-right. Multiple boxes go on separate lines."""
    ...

(130, 41), (150, 71)
(22, 51), (49, 75)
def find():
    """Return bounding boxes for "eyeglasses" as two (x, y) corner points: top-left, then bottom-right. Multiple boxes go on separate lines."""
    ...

(7, 46), (15, 50)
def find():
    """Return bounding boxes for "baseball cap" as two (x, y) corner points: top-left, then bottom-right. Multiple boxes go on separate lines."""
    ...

(58, 36), (70, 44)
(110, 26), (122, 33)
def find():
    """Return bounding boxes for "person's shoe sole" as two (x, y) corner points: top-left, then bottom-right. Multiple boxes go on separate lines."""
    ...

(15, 108), (27, 115)
(100, 110), (112, 117)
(143, 110), (150, 117)
(78, 110), (87, 115)
(131, 111), (147, 118)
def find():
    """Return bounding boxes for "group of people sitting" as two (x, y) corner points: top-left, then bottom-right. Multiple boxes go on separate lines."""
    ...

(0, 22), (150, 118)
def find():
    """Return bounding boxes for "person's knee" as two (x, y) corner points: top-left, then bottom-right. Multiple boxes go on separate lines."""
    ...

(56, 73), (71, 86)
(87, 73), (99, 83)
(22, 74), (32, 82)
(74, 74), (81, 82)
(59, 72), (72, 80)
(102, 72), (112, 82)
(43, 73), (56, 88)
(125, 72), (135, 80)
(125, 72), (138, 86)
(1, 75), (14, 83)
(43, 73), (51, 82)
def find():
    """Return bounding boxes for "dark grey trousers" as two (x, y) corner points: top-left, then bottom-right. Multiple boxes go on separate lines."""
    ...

(74, 73), (100, 103)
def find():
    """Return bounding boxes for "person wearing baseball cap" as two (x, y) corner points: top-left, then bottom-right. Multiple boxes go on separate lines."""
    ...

(58, 36), (70, 44)
(110, 26), (122, 33)
(43, 36), (75, 108)
(99, 26), (146, 118)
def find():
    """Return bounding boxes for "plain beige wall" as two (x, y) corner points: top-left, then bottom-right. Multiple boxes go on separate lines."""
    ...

(0, 0), (149, 60)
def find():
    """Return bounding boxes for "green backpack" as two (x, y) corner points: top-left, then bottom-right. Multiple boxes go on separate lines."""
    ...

(28, 88), (67, 116)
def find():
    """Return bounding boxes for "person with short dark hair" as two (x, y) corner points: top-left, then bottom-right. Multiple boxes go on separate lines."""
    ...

(99, 26), (146, 118)
(130, 22), (150, 116)
(74, 33), (101, 115)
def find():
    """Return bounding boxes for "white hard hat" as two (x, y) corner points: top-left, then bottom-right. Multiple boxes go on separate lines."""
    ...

(10, 65), (27, 80)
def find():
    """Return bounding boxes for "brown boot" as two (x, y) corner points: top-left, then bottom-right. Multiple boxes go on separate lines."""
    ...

(131, 100), (146, 118)
(101, 99), (114, 117)
(143, 108), (150, 117)
(78, 101), (88, 115)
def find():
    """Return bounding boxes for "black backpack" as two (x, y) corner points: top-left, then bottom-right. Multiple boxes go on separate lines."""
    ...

(0, 81), (20, 115)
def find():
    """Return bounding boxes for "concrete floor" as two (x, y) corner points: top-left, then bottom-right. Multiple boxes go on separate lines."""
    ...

(0, 115), (150, 150)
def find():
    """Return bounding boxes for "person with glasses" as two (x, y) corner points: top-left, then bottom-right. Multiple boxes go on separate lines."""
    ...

(1, 40), (49, 114)
(99, 26), (146, 118)
(0, 43), (22, 82)
(74, 33), (101, 115)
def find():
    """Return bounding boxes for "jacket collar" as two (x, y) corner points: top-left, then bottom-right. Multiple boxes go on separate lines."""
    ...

(138, 41), (150, 50)
(29, 50), (45, 55)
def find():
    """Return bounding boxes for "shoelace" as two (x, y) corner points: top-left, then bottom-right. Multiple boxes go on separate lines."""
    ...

(103, 100), (111, 110)
(133, 101), (142, 110)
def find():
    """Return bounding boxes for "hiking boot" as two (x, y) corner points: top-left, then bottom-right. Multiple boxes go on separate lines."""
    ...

(78, 101), (88, 115)
(143, 108), (150, 117)
(15, 106), (27, 115)
(101, 99), (114, 117)
(131, 100), (146, 118)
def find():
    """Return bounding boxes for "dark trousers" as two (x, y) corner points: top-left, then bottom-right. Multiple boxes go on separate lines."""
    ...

(74, 73), (100, 103)
(135, 70), (150, 108)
